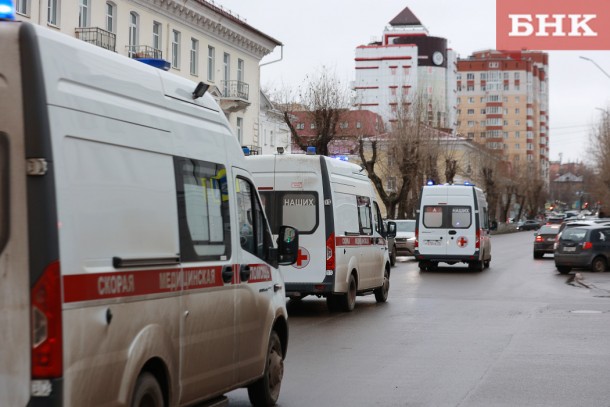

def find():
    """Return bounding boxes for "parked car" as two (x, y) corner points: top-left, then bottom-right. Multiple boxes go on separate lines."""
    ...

(393, 219), (416, 256)
(554, 225), (610, 274)
(533, 224), (561, 258)
(517, 219), (542, 231)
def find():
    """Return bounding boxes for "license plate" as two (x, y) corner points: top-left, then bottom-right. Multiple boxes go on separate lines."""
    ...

(425, 240), (441, 246)
(547, 238), (555, 242)
(563, 247), (576, 252)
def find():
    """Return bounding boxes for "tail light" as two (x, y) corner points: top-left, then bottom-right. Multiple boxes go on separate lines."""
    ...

(582, 241), (593, 250)
(326, 233), (335, 272)
(414, 227), (419, 249)
(475, 228), (481, 249)
(31, 261), (63, 378)
(535, 235), (544, 242)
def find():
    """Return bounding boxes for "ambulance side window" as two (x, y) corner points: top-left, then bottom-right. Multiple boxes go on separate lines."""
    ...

(357, 195), (372, 235)
(373, 201), (384, 235)
(174, 157), (231, 262)
(236, 177), (273, 261)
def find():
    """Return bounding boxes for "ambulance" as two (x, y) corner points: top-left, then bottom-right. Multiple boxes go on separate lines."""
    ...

(246, 153), (394, 312)
(414, 183), (492, 271)
(0, 18), (298, 407)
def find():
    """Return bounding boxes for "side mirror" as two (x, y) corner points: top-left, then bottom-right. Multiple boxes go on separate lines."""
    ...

(387, 221), (397, 238)
(277, 225), (299, 266)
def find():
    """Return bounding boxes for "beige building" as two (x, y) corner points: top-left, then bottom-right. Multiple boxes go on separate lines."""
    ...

(14, 0), (281, 147)
(456, 50), (549, 184)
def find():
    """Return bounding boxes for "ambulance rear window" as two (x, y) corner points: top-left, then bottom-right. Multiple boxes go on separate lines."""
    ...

(259, 191), (318, 235)
(423, 205), (472, 229)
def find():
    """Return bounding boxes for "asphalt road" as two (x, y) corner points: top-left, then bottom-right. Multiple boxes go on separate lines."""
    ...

(227, 231), (610, 407)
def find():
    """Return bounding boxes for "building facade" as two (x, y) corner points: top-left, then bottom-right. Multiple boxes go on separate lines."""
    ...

(259, 91), (292, 155)
(15, 0), (281, 147)
(353, 6), (456, 129)
(456, 50), (549, 183)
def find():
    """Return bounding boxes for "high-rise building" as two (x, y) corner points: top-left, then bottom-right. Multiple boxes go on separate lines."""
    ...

(456, 50), (549, 181)
(353, 7), (456, 129)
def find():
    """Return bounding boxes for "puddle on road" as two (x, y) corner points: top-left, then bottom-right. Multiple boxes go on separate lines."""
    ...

(570, 310), (604, 314)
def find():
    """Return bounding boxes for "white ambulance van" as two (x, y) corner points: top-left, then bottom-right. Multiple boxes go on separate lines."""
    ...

(414, 184), (491, 271)
(246, 153), (394, 312)
(0, 19), (299, 407)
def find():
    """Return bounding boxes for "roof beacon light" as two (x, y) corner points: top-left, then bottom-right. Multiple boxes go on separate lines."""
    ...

(306, 146), (316, 155)
(242, 146), (251, 156)
(426, 180), (435, 186)
(0, 0), (16, 20)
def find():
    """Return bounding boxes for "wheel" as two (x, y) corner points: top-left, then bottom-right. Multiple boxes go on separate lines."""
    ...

(428, 262), (438, 271)
(339, 273), (357, 312)
(418, 261), (427, 271)
(131, 372), (164, 407)
(248, 331), (284, 406)
(374, 268), (390, 303)
(390, 245), (397, 267)
(591, 256), (607, 273)
(533, 251), (543, 259)
(469, 259), (484, 271)
(557, 265), (572, 274)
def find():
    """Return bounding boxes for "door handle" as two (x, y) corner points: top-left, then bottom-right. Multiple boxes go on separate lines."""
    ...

(222, 266), (233, 283)
(240, 265), (251, 282)
(448, 230), (457, 235)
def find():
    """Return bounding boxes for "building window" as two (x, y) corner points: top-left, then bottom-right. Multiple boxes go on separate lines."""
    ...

(310, 123), (316, 129)
(356, 121), (362, 129)
(78, 0), (89, 27)
(515, 108), (520, 114)
(207, 46), (215, 82)
(236, 117), (243, 144)
(237, 58), (244, 83)
(128, 12), (138, 58)
(467, 109), (474, 115)
(16, 0), (28, 15)
(339, 121), (348, 129)
(223, 52), (230, 95)
(105, 2), (116, 32)
(468, 97), (474, 103)
(515, 143), (520, 149)
(467, 73), (474, 80)
(515, 72), (520, 80)
(489, 62), (499, 68)
(152, 21), (161, 51)
(515, 120), (520, 126)
(171, 30), (180, 69)
(190, 38), (198, 76)
(48, 0), (59, 25)
(515, 131), (520, 138)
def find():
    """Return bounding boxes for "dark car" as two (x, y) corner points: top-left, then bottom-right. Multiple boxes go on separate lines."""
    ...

(554, 225), (610, 274)
(533, 224), (560, 258)
(517, 219), (542, 231)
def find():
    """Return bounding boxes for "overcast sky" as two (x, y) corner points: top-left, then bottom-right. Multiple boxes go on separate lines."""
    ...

(219, 0), (610, 163)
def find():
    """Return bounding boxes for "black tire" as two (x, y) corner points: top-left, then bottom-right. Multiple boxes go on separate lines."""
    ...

(533, 251), (543, 259)
(390, 245), (397, 267)
(326, 295), (340, 312)
(557, 265), (572, 274)
(339, 273), (357, 312)
(469, 259), (484, 271)
(428, 262), (438, 271)
(418, 261), (427, 271)
(131, 372), (164, 407)
(248, 331), (284, 406)
(591, 256), (607, 273)
(374, 268), (390, 303)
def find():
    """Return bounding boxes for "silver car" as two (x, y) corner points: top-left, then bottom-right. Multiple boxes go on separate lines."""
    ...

(392, 219), (416, 256)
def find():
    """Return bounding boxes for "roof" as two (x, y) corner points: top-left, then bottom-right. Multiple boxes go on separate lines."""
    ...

(389, 7), (422, 26)
(554, 172), (583, 183)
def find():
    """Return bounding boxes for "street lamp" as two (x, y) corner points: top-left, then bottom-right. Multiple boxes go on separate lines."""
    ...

(579, 56), (610, 80)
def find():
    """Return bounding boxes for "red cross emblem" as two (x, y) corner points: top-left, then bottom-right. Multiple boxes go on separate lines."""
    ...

(457, 236), (468, 248)
(294, 247), (310, 269)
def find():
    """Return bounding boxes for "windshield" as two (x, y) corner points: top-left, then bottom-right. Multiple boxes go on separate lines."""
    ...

(538, 225), (559, 235)
(396, 221), (415, 233)
(259, 191), (319, 234)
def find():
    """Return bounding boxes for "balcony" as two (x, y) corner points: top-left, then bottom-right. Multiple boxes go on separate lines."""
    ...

(219, 80), (250, 113)
(125, 45), (163, 60)
(75, 27), (116, 52)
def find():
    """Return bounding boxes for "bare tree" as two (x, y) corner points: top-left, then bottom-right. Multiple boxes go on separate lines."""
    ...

(588, 107), (610, 210)
(274, 67), (349, 156)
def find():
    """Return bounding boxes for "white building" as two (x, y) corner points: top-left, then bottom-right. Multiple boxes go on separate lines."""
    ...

(354, 6), (456, 130)
(259, 91), (291, 155)
(14, 0), (281, 148)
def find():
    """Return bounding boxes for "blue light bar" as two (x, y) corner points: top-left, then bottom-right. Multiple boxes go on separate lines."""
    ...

(242, 146), (250, 156)
(136, 58), (171, 71)
(0, 0), (16, 20)
(306, 146), (316, 155)
(426, 180), (435, 186)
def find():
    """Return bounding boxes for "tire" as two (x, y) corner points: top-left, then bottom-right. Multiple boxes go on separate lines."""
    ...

(418, 261), (427, 271)
(557, 265), (572, 274)
(533, 251), (543, 259)
(374, 268), (390, 303)
(131, 372), (164, 407)
(339, 273), (357, 312)
(248, 331), (284, 406)
(390, 245), (397, 267)
(469, 259), (484, 271)
(428, 262), (438, 271)
(591, 256), (607, 273)
(326, 295), (340, 312)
